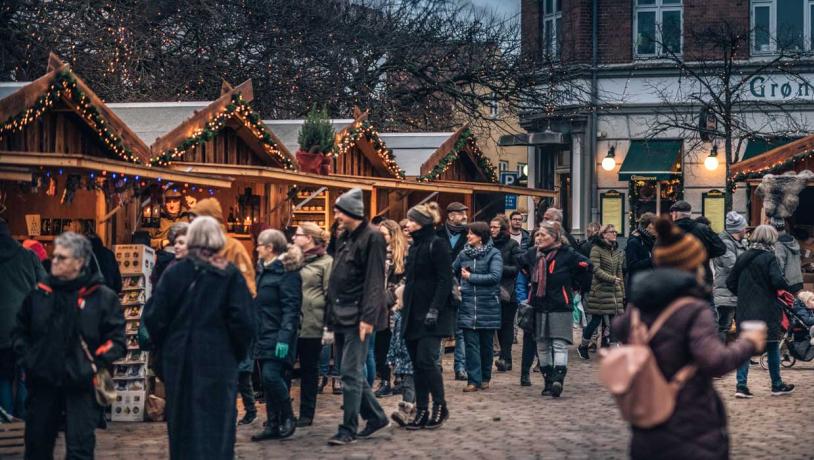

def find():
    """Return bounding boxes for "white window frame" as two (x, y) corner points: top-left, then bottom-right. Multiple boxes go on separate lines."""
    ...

(633, 0), (684, 58)
(499, 160), (509, 172)
(488, 96), (499, 119)
(751, 0), (814, 55)
(517, 162), (528, 176)
(542, 0), (562, 60)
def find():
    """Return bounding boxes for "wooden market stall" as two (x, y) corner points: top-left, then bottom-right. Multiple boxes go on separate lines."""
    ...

(731, 134), (814, 291)
(0, 54), (231, 252)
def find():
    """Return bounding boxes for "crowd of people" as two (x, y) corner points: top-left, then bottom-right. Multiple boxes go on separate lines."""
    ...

(2, 188), (814, 459)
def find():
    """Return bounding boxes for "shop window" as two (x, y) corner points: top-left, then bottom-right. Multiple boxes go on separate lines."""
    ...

(542, 0), (562, 60)
(752, 0), (814, 54)
(634, 0), (683, 57)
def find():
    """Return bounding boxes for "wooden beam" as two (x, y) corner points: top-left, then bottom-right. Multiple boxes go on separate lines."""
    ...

(171, 162), (374, 190)
(731, 134), (814, 176)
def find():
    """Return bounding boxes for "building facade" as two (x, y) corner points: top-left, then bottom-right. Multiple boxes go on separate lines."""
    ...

(521, 0), (814, 236)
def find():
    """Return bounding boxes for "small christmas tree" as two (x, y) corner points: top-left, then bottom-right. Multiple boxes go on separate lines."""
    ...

(298, 105), (335, 154)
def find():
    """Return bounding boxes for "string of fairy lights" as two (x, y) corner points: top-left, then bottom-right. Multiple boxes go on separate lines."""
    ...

(417, 128), (498, 183)
(731, 149), (814, 183)
(333, 120), (406, 179)
(0, 70), (140, 164)
(148, 93), (295, 170)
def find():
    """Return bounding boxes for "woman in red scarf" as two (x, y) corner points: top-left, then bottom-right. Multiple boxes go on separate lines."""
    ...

(528, 221), (592, 397)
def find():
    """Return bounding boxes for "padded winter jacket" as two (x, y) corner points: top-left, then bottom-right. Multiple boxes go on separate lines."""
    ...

(453, 244), (502, 330)
(587, 239), (625, 316)
(712, 231), (746, 307)
(775, 234), (804, 292)
(254, 246), (303, 365)
(299, 250), (332, 339)
(675, 218), (726, 286)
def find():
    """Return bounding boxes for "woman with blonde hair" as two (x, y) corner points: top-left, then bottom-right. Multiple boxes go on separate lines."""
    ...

(374, 219), (409, 397)
(291, 222), (332, 427)
(401, 202), (454, 429)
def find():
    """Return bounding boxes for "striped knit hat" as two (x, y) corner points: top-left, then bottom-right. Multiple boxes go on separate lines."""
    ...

(653, 218), (707, 272)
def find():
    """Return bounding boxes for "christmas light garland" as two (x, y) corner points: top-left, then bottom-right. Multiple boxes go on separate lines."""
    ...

(627, 177), (683, 231)
(149, 93), (295, 170)
(0, 70), (140, 163)
(333, 120), (405, 179)
(731, 149), (814, 182)
(417, 128), (498, 183)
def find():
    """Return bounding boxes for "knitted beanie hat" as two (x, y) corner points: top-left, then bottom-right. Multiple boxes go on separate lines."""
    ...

(334, 188), (365, 220)
(407, 206), (434, 227)
(653, 218), (707, 272)
(725, 211), (747, 233)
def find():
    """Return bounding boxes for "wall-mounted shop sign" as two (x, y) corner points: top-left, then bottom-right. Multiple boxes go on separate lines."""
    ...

(748, 75), (814, 101)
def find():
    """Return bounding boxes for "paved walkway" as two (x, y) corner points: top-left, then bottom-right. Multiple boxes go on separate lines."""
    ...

(44, 332), (814, 459)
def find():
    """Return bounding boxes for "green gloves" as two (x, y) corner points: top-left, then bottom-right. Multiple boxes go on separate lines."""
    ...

(275, 342), (289, 359)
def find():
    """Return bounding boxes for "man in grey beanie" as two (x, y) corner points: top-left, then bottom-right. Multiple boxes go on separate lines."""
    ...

(325, 188), (390, 445)
(712, 211), (748, 342)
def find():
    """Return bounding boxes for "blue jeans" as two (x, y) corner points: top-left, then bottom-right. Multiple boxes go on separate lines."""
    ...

(737, 341), (781, 388)
(454, 328), (466, 373)
(363, 332), (376, 386)
(319, 344), (332, 376)
(462, 328), (494, 387)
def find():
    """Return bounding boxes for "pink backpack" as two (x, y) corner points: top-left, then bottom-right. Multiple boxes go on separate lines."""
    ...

(598, 298), (697, 429)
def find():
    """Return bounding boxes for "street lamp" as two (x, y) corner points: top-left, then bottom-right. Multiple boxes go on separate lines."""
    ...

(705, 143), (719, 171)
(601, 145), (616, 171)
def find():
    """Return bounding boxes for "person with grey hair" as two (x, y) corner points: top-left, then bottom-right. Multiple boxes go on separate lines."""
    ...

(543, 207), (578, 247)
(251, 229), (304, 441)
(727, 224), (795, 398)
(143, 216), (254, 458)
(12, 232), (125, 459)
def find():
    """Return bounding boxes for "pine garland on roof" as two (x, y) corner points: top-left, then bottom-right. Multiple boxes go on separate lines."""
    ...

(417, 128), (498, 183)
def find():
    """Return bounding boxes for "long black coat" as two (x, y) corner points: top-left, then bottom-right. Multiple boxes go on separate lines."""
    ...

(493, 233), (522, 304)
(143, 257), (254, 460)
(254, 246), (303, 365)
(615, 269), (755, 460)
(675, 218), (726, 286)
(402, 226), (454, 340)
(726, 248), (790, 341)
(624, 228), (654, 297)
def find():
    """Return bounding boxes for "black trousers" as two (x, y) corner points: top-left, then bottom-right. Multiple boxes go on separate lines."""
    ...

(406, 336), (445, 410)
(297, 337), (322, 420)
(25, 384), (99, 460)
(498, 301), (518, 363)
(374, 328), (392, 382)
(520, 329), (537, 376)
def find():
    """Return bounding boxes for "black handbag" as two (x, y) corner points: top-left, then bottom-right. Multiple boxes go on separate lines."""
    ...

(331, 297), (361, 327)
(516, 302), (535, 332)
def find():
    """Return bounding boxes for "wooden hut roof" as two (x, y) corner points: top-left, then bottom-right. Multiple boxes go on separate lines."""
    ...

(0, 53), (151, 164)
(731, 134), (814, 181)
(418, 125), (498, 183)
(149, 80), (296, 170)
(333, 108), (405, 179)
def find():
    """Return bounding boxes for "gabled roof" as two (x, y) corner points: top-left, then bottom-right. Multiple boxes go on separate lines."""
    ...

(263, 118), (354, 155)
(0, 53), (151, 163)
(149, 80), (296, 170)
(418, 125), (498, 183)
(379, 132), (453, 177)
(333, 108), (405, 179)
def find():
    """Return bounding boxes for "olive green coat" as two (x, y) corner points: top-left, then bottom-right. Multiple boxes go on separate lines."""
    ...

(587, 240), (625, 316)
(299, 251), (333, 338)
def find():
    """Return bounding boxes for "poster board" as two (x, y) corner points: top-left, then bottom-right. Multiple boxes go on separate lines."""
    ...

(702, 190), (725, 233)
(600, 190), (624, 234)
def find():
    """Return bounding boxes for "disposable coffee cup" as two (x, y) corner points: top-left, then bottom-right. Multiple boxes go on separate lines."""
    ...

(740, 320), (767, 334)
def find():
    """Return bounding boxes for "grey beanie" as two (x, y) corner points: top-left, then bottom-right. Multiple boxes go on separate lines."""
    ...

(725, 211), (747, 233)
(335, 188), (365, 220)
(407, 206), (434, 227)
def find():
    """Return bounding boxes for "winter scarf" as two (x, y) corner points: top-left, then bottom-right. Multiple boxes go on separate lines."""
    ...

(534, 245), (561, 298)
(446, 221), (467, 235)
(636, 225), (655, 247)
(304, 245), (326, 259)
(462, 241), (494, 259)
(750, 241), (775, 252)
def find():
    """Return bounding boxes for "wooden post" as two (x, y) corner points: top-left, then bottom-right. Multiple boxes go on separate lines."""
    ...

(370, 186), (378, 219)
(464, 194), (474, 216)
(95, 189), (108, 245)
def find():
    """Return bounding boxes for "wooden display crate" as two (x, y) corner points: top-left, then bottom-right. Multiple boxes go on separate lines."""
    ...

(0, 419), (25, 456)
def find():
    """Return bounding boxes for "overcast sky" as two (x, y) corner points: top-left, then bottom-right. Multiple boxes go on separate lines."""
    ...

(466, 0), (520, 19)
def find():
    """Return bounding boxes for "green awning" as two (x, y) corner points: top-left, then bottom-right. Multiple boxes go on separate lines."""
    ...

(618, 140), (682, 181)
(741, 137), (800, 161)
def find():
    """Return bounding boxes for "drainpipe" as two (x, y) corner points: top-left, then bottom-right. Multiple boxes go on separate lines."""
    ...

(588, 0), (599, 229)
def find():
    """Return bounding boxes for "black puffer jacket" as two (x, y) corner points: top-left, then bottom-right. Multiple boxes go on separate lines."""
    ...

(13, 267), (125, 388)
(615, 269), (755, 460)
(255, 245), (304, 365)
(727, 247), (790, 341)
(527, 245), (593, 313)
(492, 232), (523, 304)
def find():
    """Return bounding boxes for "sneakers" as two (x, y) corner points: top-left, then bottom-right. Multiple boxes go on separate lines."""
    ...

(374, 380), (392, 398)
(734, 386), (753, 399)
(462, 384), (478, 393)
(425, 403), (449, 430)
(577, 345), (590, 360)
(327, 431), (356, 446)
(357, 417), (391, 439)
(771, 383), (795, 396)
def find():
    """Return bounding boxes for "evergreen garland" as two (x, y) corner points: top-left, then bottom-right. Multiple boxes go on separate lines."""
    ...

(0, 70), (140, 163)
(417, 128), (498, 183)
(333, 120), (405, 179)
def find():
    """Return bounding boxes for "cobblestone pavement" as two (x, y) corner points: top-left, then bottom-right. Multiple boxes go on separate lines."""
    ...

(44, 331), (813, 459)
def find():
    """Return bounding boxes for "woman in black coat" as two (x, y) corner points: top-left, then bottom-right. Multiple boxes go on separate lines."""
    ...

(490, 216), (523, 372)
(726, 224), (794, 397)
(401, 202), (453, 430)
(143, 217), (254, 460)
(250, 230), (303, 441)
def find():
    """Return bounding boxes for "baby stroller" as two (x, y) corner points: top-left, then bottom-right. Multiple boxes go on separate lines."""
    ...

(760, 295), (814, 369)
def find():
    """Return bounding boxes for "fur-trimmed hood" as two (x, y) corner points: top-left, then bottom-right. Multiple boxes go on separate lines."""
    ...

(260, 244), (304, 273)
